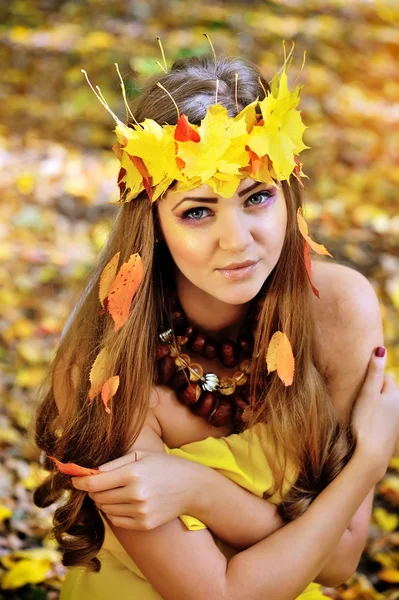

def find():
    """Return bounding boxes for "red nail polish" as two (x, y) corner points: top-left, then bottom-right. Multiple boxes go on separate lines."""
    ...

(375, 346), (386, 357)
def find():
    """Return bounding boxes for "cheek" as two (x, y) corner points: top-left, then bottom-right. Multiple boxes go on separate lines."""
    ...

(257, 202), (287, 254)
(163, 228), (211, 271)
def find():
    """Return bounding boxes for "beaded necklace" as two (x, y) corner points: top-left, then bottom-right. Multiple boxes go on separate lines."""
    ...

(155, 292), (262, 433)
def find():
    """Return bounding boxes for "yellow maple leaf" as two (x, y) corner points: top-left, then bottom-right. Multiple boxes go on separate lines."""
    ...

(247, 68), (310, 181)
(176, 104), (251, 185)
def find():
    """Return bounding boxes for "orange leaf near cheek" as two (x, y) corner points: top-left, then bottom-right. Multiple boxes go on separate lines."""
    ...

(101, 375), (120, 414)
(304, 242), (320, 299)
(266, 331), (295, 386)
(297, 208), (333, 257)
(48, 456), (99, 477)
(107, 253), (143, 332)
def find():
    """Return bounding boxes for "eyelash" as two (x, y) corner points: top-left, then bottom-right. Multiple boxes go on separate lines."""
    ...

(180, 190), (274, 222)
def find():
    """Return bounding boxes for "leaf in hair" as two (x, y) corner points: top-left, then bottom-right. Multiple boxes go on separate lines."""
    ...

(266, 331), (295, 387)
(128, 155), (153, 201)
(297, 208), (333, 257)
(101, 375), (120, 414)
(99, 252), (120, 309)
(48, 456), (99, 477)
(303, 241), (320, 298)
(107, 252), (143, 331)
(174, 114), (201, 143)
(88, 347), (110, 401)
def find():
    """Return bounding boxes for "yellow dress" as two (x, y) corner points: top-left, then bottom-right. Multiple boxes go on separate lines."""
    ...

(61, 422), (328, 599)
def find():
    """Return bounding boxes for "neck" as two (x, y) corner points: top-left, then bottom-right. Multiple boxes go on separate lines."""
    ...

(174, 274), (251, 342)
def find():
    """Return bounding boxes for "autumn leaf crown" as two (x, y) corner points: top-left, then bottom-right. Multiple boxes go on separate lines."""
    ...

(81, 42), (311, 205)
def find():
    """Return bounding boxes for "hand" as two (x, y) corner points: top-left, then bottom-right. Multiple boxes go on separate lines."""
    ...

(351, 347), (399, 476)
(71, 450), (199, 530)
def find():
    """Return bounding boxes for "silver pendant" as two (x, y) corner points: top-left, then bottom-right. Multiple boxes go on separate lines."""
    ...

(200, 372), (220, 392)
(159, 328), (173, 343)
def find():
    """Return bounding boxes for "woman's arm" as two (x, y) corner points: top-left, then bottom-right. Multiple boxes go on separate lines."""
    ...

(101, 427), (383, 600)
(75, 347), (397, 600)
(90, 264), (381, 584)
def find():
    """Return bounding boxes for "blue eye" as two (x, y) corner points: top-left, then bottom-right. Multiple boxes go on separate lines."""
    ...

(181, 189), (274, 221)
(247, 190), (273, 205)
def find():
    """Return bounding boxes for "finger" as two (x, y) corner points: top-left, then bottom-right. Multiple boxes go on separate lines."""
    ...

(366, 347), (387, 390)
(71, 464), (135, 492)
(98, 449), (151, 471)
(104, 515), (143, 530)
(89, 488), (136, 504)
(97, 503), (137, 517)
(98, 451), (139, 472)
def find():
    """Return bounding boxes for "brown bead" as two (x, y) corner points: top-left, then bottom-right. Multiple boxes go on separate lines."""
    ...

(203, 340), (217, 359)
(194, 392), (216, 417)
(169, 368), (190, 390)
(177, 382), (201, 406)
(219, 339), (239, 368)
(231, 394), (249, 412)
(238, 334), (254, 358)
(171, 310), (186, 328)
(211, 398), (233, 427)
(188, 331), (206, 354)
(157, 356), (176, 385)
(234, 408), (245, 429)
(157, 343), (170, 360)
(184, 325), (195, 341)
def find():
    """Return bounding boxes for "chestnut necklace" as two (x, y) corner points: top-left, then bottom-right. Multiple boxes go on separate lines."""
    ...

(155, 297), (260, 433)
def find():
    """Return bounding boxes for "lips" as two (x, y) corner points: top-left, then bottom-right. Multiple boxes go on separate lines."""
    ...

(217, 260), (258, 270)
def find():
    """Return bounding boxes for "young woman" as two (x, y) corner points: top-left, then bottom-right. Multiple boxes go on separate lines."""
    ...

(34, 53), (399, 600)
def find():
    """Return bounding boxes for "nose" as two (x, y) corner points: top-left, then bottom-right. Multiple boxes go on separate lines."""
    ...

(217, 210), (253, 252)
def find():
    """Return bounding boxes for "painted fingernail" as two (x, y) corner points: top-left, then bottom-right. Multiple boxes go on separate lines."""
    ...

(375, 346), (386, 357)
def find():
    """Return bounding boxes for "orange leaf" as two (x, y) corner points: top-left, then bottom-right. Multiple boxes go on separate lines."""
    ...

(303, 241), (320, 298)
(128, 155), (152, 201)
(174, 114), (201, 142)
(266, 331), (295, 386)
(248, 148), (262, 173)
(297, 208), (333, 257)
(292, 156), (305, 188)
(88, 347), (110, 401)
(48, 456), (99, 477)
(107, 253), (143, 331)
(101, 375), (120, 414)
(99, 252), (120, 308)
(112, 142), (123, 161)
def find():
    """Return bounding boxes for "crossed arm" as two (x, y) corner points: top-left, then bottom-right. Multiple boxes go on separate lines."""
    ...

(73, 266), (382, 595)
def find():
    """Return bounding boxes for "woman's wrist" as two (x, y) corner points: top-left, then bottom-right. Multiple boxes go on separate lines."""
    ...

(351, 443), (387, 485)
(181, 459), (216, 517)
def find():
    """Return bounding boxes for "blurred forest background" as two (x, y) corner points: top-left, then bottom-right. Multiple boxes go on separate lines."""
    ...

(0, 0), (398, 598)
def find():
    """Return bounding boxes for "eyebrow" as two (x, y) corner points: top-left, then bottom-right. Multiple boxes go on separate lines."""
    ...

(172, 181), (262, 211)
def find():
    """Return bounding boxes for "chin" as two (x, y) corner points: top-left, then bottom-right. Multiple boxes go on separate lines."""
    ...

(207, 282), (265, 305)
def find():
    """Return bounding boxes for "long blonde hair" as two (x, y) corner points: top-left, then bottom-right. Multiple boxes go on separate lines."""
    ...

(33, 54), (354, 571)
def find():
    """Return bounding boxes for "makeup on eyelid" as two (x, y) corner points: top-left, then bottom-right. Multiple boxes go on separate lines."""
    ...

(179, 189), (276, 222)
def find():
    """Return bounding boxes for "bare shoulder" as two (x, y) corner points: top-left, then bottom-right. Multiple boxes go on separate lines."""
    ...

(311, 259), (383, 385)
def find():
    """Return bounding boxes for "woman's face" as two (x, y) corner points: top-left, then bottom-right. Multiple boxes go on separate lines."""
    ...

(156, 177), (287, 306)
